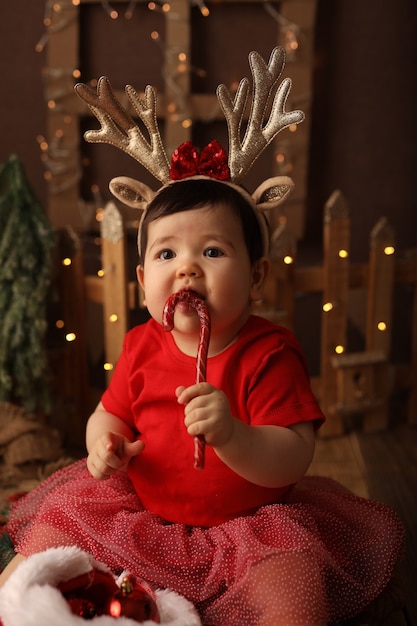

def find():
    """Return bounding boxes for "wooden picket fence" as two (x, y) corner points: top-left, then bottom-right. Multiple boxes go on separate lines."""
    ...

(57, 191), (417, 442)
(258, 190), (417, 435)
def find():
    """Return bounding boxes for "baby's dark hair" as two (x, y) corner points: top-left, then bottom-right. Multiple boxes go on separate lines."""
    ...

(139, 178), (265, 265)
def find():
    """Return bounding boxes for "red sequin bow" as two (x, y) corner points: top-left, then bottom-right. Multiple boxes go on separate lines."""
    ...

(169, 140), (230, 181)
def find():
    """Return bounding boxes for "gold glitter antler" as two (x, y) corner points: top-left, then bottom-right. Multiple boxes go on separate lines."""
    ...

(217, 47), (304, 183)
(74, 48), (304, 233)
(75, 77), (170, 184)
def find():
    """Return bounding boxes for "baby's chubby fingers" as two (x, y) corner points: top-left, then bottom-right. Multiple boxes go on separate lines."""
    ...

(177, 384), (235, 447)
(176, 382), (212, 405)
(107, 432), (145, 464)
(87, 432), (144, 480)
(121, 437), (145, 460)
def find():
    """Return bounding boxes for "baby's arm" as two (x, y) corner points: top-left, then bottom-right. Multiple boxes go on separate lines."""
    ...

(177, 383), (315, 488)
(214, 419), (314, 488)
(86, 401), (144, 480)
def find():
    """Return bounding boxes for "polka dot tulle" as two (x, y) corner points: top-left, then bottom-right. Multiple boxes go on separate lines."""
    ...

(6, 460), (404, 625)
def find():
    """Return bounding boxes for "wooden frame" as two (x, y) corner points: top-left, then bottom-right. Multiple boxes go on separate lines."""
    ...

(43, 0), (318, 238)
(41, 0), (319, 446)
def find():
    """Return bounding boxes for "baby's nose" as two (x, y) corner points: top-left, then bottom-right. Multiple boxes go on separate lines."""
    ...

(177, 258), (200, 277)
(179, 267), (198, 277)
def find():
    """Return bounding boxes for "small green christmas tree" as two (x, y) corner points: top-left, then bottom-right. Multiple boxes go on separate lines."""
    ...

(0, 154), (55, 412)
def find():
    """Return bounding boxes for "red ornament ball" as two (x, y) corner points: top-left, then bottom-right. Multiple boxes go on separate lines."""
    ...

(107, 576), (160, 623)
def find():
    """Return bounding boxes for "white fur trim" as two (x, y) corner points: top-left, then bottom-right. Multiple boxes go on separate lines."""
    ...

(0, 547), (201, 626)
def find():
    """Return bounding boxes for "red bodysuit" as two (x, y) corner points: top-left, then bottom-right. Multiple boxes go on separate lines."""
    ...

(102, 315), (324, 526)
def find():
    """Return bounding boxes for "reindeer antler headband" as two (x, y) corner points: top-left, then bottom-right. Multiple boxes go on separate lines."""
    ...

(75, 47), (304, 256)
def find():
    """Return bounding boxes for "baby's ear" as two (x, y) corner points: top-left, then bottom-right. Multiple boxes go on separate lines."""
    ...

(250, 257), (270, 303)
(251, 176), (295, 212)
(109, 176), (156, 209)
(136, 265), (146, 307)
(136, 264), (144, 289)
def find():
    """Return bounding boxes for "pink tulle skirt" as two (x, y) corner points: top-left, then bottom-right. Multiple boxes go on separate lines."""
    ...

(6, 459), (404, 625)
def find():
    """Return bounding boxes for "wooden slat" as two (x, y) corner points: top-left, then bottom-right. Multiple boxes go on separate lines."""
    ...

(366, 218), (395, 354)
(320, 191), (350, 436)
(293, 258), (416, 295)
(263, 223), (298, 329)
(45, 1), (81, 229)
(55, 232), (90, 445)
(85, 276), (138, 311)
(100, 203), (129, 383)
(84, 275), (103, 304)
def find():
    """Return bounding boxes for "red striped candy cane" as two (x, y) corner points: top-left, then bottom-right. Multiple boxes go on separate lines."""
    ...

(162, 289), (211, 470)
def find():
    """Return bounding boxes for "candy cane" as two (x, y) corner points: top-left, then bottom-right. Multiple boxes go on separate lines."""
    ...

(162, 289), (211, 470)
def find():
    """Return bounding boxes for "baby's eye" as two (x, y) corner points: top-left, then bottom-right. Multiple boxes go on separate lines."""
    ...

(159, 249), (175, 260)
(205, 247), (224, 258)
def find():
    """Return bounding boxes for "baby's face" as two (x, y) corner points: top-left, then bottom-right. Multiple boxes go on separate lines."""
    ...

(137, 204), (263, 354)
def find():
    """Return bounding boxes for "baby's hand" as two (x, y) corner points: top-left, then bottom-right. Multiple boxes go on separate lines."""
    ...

(176, 383), (234, 448)
(87, 432), (144, 480)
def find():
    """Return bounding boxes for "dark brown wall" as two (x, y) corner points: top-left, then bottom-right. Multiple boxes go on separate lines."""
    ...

(0, 1), (46, 206)
(308, 0), (417, 259)
(1, 0), (416, 258)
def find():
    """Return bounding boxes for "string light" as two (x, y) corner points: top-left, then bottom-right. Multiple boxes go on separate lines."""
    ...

(101, 1), (118, 19)
(384, 246), (395, 255)
(91, 184), (103, 205)
(38, 125), (82, 194)
(125, 1), (138, 19)
(38, 0), (304, 235)
(56, 320), (65, 329)
(274, 142), (293, 175)
(65, 332), (77, 342)
(148, 1), (170, 12)
(322, 302), (333, 312)
(377, 321), (387, 331)
(36, 33), (49, 53)
(192, 0), (209, 16)
(282, 27), (299, 61)
(109, 314), (118, 322)
(35, 1), (77, 52)
(335, 345), (344, 354)
(283, 255), (294, 265)
(38, 135), (48, 152)
(338, 249), (349, 258)
(104, 363), (114, 371)
(62, 257), (72, 266)
(263, 2), (300, 61)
